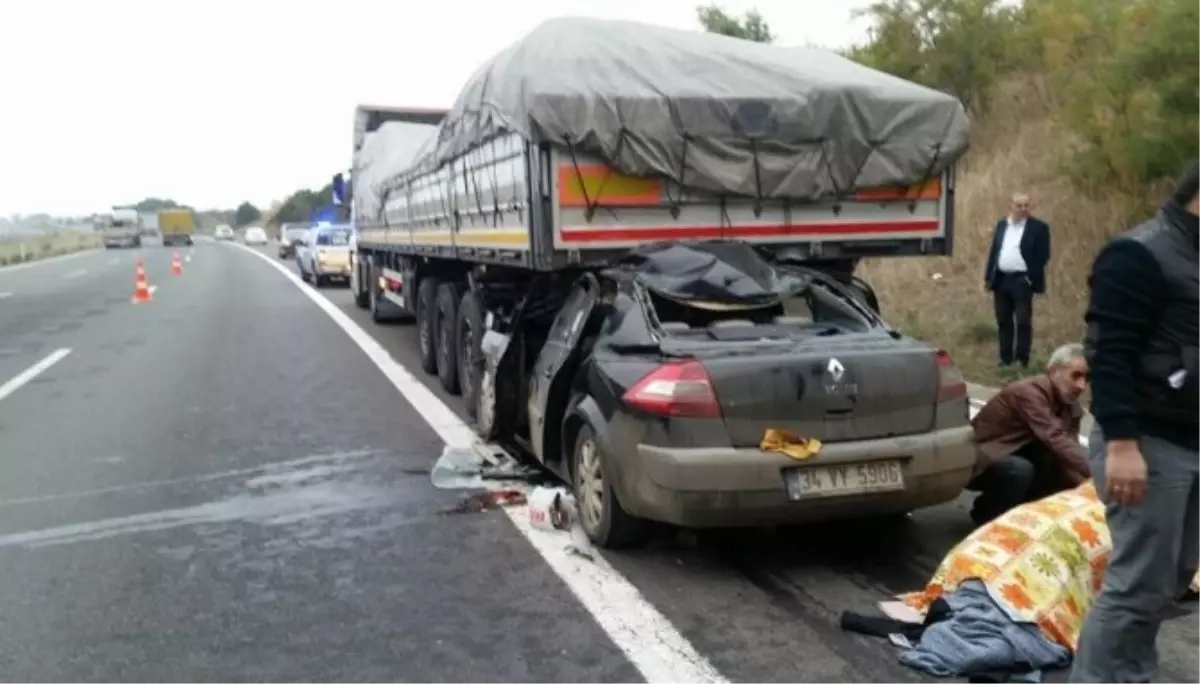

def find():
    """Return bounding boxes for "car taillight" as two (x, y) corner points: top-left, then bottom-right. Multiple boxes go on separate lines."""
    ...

(622, 359), (722, 418)
(935, 348), (968, 402)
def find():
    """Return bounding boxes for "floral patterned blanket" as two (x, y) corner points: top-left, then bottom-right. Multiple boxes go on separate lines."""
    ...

(899, 481), (1198, 652)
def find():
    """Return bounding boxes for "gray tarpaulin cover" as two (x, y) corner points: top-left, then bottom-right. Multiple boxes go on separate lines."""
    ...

(418, 17), (969, 200)
(614, 241), (808, 307)
(354, 121), (440, 223)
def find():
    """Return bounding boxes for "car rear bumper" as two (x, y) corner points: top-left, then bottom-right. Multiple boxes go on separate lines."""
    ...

(315, 262), (352, 278)
(625, 425), (975, 527)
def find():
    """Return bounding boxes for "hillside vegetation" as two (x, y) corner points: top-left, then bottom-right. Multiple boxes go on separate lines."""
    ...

(704, 0), (1197, 384)
(841, 0), (1197, 384)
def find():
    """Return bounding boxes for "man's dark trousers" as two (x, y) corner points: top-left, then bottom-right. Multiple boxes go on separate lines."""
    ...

(967, 441), (1070, 525)
(994, 272), (1033, 366)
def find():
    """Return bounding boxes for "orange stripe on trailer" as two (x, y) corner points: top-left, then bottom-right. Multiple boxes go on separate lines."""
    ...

(558, 165), (662, 207)
(854, 177), (942, 202)
(559, 220), (940, 243)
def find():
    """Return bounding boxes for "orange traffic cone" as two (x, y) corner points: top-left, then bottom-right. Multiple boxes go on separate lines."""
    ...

(171, 251), (183, 276)
(132, 260), (152, 304)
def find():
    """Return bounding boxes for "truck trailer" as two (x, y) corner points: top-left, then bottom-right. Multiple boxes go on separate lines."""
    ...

(345, 18), (973, 548)
(159, 208), (196, 247)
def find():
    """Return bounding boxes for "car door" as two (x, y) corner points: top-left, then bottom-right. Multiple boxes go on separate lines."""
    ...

(527, 274), (599, 463)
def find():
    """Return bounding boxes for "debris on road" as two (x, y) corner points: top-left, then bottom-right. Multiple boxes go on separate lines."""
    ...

(443, 490), (528, 515)
(430, 444), (541, 491)
(528, 486), (573, 531)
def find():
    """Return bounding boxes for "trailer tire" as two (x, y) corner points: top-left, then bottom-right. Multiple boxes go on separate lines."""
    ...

(353, 257), (370, 309)
(416, 277), (440, 375)
(435, 282), (462, 395)
(456, 290), (485, 419)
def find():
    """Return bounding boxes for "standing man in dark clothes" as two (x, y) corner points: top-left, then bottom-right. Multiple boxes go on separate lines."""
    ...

(1070, 160), (1200, 683)
(968, 343), (1092, 525)
(984, 193), (1051, 368)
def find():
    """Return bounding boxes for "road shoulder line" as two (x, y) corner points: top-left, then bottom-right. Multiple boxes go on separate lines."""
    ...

(0, 348), (72, 402)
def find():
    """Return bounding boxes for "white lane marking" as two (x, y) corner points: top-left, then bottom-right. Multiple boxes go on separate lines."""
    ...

(0, 292), (11, 300)
(0, 348), (72, 403)
(64, 268), (87, 279)
(969, 399), (1090, 446)
(231, 242), (727, 683)
(148, 285), (158, 296)
(0, 248), (97, 274)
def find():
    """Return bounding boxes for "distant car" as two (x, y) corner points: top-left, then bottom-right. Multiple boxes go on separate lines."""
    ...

(296, 225), (352, 288)
(243, 226), (268, 246)
(214, 225), (235, 241)
(277, 224), (310, 259)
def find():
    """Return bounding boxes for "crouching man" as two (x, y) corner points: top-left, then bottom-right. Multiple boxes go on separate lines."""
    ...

(967, 343), (1092, 525)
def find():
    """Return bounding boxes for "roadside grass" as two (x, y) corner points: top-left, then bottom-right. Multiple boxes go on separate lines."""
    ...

(860, 77), (1156, 388)
(0, 231), (102, 267)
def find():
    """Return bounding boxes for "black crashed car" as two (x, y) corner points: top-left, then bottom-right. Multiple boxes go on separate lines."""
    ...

(484, 241), (975, 548)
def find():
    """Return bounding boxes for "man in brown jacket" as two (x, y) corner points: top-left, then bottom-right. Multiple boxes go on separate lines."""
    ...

(967, 342), (1092, 525)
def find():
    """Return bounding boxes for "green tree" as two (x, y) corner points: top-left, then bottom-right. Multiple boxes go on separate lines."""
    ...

(1099, 0), (1200, 184)
(844, 0), (1022, 113)
(233, 201), (262, 227)
(131, 198), (180, 212)
(696, 4), (774, 42)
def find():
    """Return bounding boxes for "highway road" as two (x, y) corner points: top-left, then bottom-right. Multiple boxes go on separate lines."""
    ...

(0, 237), (1194, 682)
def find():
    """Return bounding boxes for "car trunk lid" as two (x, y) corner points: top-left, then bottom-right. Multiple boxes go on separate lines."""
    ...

(662, 334), (940, 446)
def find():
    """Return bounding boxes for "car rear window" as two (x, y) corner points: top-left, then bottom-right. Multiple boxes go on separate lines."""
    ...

(316, 230), (350, 246)
(646, 279), (872, 340)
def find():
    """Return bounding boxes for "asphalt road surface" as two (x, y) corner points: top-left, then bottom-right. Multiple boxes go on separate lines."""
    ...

(0, 237), (1194, 682)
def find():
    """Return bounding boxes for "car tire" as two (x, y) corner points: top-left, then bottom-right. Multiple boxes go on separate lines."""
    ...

(416, 277), (440, 375)
(354, 257), (371, 309)
(572, 422), (646, 549)
(456, 290), (484, 419)
(314, 272), (325, 288)
(435, 282), (462, 395)
(299, 266), (310, 283)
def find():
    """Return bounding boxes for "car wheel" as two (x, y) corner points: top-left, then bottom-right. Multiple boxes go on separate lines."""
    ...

(457, 290), (484, 419)
(416, 277), (439, 375)
(299, 265), (310, 283)
(314, 272), (325, 288)
(572, 423), (646, 549)
(435, 282), (461, 395)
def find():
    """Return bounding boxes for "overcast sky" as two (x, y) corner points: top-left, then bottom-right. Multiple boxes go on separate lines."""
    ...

(0, 0), (875, 217)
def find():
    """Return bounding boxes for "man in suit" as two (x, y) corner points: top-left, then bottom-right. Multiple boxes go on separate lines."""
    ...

(984, 193), (1051, 368)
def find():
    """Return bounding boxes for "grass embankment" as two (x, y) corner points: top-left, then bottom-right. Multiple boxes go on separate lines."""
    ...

(0, 231), (102, 268)
(861, 78), (1154, 388)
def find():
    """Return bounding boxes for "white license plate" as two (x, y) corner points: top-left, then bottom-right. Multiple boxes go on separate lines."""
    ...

(785, 460), (905, 500)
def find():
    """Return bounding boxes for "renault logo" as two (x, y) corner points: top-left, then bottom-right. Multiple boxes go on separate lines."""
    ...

(826, 358), (845, 382)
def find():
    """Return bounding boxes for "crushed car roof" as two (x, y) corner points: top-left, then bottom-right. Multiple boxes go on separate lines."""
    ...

(610, 240), (810, 308)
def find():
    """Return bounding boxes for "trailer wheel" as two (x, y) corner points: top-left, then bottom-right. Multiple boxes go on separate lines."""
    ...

(435, 283), (462, 395)
(416, 277), (440, 375)
(457, 290), (485, 419)
(353, 256), (370, 309)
